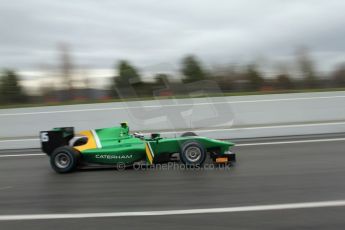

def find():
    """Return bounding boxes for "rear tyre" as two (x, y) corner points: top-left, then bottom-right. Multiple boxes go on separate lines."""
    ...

(180, 141), (206, 166)
(50, 146), (80, 173)
(181, 132), (197, 137)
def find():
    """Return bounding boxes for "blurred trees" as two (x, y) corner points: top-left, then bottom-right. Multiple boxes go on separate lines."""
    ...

(332, 64), (345, 87)
(115, 60), (141, 86)
(111, 60), (143, 98)
(276, 74), (294, 90)
(155, 73), (170, 85)
(245, 65), (264, 91)
(296, 47), (317, 88)
(58, 43), (74, 100)
(181, 55), (206, 83)
(3, 51), (345, 106)
(0, 70), (26, 104)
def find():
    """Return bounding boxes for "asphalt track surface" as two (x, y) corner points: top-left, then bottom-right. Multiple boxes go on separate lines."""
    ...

(0, 134), (345, 229)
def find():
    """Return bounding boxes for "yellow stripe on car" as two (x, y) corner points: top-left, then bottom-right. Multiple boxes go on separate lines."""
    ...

(74, 130), (97, 152)
(145, 143), (153, 164)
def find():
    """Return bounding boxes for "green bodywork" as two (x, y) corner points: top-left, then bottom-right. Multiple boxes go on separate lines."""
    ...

(55, 124), (234, 165)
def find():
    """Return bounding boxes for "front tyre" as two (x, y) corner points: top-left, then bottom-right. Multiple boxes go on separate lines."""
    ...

(180, 141), (206, 166)
(50, 146), (80, 173)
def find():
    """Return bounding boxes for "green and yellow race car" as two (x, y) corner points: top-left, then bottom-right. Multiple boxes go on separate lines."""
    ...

(40, 123), (236, 173)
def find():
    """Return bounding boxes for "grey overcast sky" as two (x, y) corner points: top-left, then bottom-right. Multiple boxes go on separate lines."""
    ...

(1, 0), (345, 74)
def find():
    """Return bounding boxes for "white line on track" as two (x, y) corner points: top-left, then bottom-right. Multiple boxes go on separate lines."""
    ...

(0, 139), (38, 143)
(0, 137), (344, 158)
(236, 138), (345, 146)
(0, 153), (45, 158)
(1, 95), (344, 116)
(0, 200), (345, 221)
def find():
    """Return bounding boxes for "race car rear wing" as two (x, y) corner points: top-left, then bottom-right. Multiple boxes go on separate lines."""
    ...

(40, 127), (75, 155)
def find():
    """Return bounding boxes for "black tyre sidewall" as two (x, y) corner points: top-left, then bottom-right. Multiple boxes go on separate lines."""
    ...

(50, 147), (79, 173)
(180, 141), (206, 166)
